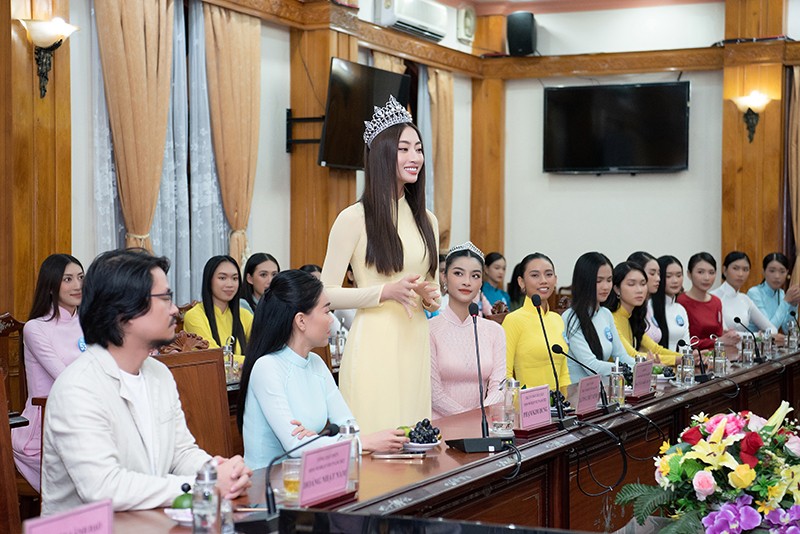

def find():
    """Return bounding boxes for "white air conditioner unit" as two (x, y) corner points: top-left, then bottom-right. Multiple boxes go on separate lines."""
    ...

(376, 0), (448, 43)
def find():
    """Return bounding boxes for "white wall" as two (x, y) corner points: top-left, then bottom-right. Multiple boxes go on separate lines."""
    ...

(70, 0), (94, 265)
(789, 0), (800, 40)
(534, 3), (725, 55)
(249, 22), (291, 267)
(504, 71), (723, 285)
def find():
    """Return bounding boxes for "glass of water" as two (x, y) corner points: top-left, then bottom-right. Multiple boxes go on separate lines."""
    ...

(741, 335), (755, 367)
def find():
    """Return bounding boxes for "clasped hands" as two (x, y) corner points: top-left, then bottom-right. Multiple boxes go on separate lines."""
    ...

(213, 455), (253, 500)
(380, 274), (440, 318)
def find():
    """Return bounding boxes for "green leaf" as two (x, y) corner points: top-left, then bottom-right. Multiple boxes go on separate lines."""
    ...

(615, 483), (660, 505)
(682, 460), (704, 480)
(659, 510), (704, 534)
(632, 487), (675, 525)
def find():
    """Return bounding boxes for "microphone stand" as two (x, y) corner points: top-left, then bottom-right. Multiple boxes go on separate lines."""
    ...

(446, 303), (505, 453)
(678, 339), (711, 383)
(734, 317), (764, 364)
(552, 344), (618, 414)
(265, 423), (339, 514)
(531, 295), (577, 430)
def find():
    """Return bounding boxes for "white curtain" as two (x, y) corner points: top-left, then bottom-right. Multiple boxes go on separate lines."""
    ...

(91, 1), (125, 253)
(188, 0), (229, 299)
(150, 1), (191, 305)
(416, 64), (435, 212)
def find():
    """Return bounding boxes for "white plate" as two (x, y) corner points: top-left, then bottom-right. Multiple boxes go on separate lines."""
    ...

(655, 374), (672, 382)
(403, 440), (441, 452)
(164, 508), (192, 526)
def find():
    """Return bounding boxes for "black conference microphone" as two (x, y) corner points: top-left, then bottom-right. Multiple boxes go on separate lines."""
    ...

(530, 294), (577, 430)
(733, 316), (764, 364)
(677, 339), (711, 383)
(551, 344), (618, 414)
(446, 303), (505, 453)
(265, 422), (340, 514)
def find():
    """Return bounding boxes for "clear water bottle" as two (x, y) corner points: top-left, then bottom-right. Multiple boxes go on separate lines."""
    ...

(609, 367), (625, 406)
(741, 335), (755, 367)
(192, 459), (220, 533)
(223, 336), (235, 383)
(788, 320), (799, 352)
(713, 339), (727, 376)
(220, 498), (234, 534)
(762, 331), (773, 360)
(336, 329), (346, 367)
(681, 345), (695, 386)
(339, 419), (361, 493)
(503, 379), (520, 428)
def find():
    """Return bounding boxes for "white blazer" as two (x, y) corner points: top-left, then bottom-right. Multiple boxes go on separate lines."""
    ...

(42, 345), (211, 514)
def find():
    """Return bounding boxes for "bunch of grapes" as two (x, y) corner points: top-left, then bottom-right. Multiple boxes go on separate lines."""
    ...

(663, 366), (676, 378)
(408, 419), (440, 444)
(549, 390), (571, 409)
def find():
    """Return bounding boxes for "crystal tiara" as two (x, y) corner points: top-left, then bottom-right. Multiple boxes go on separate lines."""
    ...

(446, 241), (485, 261)
(363, 95), (414, 148)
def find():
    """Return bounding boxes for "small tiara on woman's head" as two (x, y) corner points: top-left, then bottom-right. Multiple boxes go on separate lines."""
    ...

(363, 95), (413, 148)
(447, 241), (485, 261)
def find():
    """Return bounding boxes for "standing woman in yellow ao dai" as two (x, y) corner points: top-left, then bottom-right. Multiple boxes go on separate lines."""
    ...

(503, 253), (571, 391)
(321, 96), (440, 434)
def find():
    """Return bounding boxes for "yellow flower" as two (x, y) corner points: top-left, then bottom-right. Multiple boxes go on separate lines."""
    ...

(756, 500), (775, 514)
(780, 466), (800, 504)
(763, 401), (793, 438)
(684, 417), (742, 471)
(659, 456), (671, 476)
(728, 464), (756, 489)
(659, 441), (671, 454)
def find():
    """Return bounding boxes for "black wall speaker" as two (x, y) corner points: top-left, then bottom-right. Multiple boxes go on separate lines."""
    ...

(506, 12), (536, 57)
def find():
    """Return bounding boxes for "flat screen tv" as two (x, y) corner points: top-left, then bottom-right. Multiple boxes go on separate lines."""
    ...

(318, 58), (411, 170)
(543, 81), (690, 174)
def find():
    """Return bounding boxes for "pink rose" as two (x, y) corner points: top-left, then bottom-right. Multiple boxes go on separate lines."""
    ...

(786, 434), (800, 457)
(693, 470), (717, 501)
(704, 414), (745, 438)
(748, 413), (768, 432)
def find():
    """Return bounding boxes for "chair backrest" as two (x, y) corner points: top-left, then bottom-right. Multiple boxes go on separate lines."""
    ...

(175, 301), (198, 333)
(0, 369), (22, 534)
(153, 349), (232, 457)
(0, 313), (26, 413)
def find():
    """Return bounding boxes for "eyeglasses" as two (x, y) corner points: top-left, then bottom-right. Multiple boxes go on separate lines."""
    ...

(150, 290), (174, 304)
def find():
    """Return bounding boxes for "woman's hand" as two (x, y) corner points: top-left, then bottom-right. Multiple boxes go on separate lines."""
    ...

(413, 280), (440, 308)
(361, 429), (409, 453)
(381, 274), (422, 318)
(720, 330), (740, 347)
(785, 286), (800, 306)
(290, 419), (317, 440)
(773, 332), (786, 346)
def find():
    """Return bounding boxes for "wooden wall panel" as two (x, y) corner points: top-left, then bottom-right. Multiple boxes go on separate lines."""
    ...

(473, 15), (506, 56)
(4, 0), (72, 321)
(470, 78), (504, 254)
(0, 1), (12, 316)
(289, 29), (356, 268)
(725, 0), (785, 39)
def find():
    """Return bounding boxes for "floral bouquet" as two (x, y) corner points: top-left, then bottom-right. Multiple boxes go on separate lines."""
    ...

(616, 401), (800, 533)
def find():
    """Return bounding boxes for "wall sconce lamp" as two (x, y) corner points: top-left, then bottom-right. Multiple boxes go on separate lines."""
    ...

(18, 18), (78, 98)
(732, 90), (771, 143)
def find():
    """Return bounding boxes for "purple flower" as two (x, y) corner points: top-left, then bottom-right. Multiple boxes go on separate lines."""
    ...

(703, 501), (762, 534)
(765, 506), (800, 532)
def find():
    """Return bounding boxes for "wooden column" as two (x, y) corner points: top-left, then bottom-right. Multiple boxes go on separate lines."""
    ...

(289, 28), (357, 268)
(1, 0), (72, 319)
(0, 1), (12, 316)
(470, 15), (505, 255)
(720, 0), (786, 281)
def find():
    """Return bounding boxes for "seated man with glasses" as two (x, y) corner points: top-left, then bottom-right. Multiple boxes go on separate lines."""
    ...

(41, 248), (252, 514)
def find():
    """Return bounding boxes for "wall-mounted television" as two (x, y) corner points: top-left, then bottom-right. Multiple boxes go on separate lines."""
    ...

(543, 81), (690, 174)
(318, 58), (411, 170)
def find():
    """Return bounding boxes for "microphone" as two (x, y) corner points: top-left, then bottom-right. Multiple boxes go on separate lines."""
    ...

(446, 303), (505, 453)
(677, 339), (711, 383)
(265, 422), (340, 514)
(733, 316), (764, 364)
(551, 344), (618, 414)
(530, 294), (577, 430)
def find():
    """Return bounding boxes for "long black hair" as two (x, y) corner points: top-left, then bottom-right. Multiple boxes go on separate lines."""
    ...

(603, 261), (649, 350)
(688, 252), (717, 273)
(507, 261), (524, 310)
(241, 253), (280, 311)
(362, 122), (437, 278)
(761, 252), (791, 285)
(201, 255), (247, 352)
(721, 251), (750, 281)
(237, 270), (324, 432)
(29, 254), (84, 322)
(627, 251), (656, 269)
(651, 255), (682, 350)
(566, 252), (613, 361)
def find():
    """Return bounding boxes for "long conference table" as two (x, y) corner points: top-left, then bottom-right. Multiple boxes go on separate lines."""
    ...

(112, 351), (800, 533)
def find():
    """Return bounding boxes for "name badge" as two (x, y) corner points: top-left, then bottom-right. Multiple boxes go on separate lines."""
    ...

(519, 384), (551, 430)
(24, 499), (112, 534)
(676, 315), (685, 327)
(604, 326), (613, 342)
(632, 361), (654, 396)
(576, 375), (601, 415)
(78, 336), (87, 352)
(299, 440), (352, 507)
